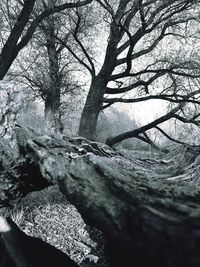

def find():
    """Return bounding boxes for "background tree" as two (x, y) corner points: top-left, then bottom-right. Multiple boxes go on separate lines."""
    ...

(24, 1), (88, 132)
(0, 0), (92, 80)
(0, 0), (93, 133)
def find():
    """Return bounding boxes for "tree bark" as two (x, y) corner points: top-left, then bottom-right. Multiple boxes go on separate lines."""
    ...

(43, 11), (63, 132)
(3, 128), (200, 267)
(78, 77), (106, 140)
(78, 15), (122, 140)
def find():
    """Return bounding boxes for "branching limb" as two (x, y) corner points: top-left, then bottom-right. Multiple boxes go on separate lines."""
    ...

(71, 9), (96, 77)
(16, 0), (93, 51)
(155, 126), (188, 146)
(106, 102), (186, 146)
(53, 35), (94, 75)
(106, 72), (163, 94)
(103, 93), (200, 105)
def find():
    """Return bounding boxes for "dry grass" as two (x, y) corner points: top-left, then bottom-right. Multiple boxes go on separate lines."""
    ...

(11, 185), (107, 267)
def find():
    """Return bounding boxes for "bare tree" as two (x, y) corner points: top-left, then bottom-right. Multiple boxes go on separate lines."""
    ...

(25, 1), (85, 133)
(0, 0), (93, 80)
(60, 0), (200, 145)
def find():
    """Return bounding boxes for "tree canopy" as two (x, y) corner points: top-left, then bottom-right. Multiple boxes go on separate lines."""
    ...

(0, 0), (200, 146)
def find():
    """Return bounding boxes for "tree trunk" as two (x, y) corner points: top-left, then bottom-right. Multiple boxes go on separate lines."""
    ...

(3, 129), (200, 267)
(44, 16), (63, 133)
(0, 0), (37, 80)
(45, 93), (63, 133)
(78, 77), (106, 140)
(78, 18), (121, 140)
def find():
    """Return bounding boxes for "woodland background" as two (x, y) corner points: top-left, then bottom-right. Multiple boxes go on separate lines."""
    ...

(1, 1), (200, 267)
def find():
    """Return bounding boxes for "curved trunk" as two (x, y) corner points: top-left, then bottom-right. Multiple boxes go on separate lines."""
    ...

(79, 16), (121, 140)
(78, 77), (106, 140)
(8, 131), (200, 267)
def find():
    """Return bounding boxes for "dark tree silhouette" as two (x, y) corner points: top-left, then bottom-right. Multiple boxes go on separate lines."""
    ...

(0, 0), (92, 80)
(61, 0), (200, 144)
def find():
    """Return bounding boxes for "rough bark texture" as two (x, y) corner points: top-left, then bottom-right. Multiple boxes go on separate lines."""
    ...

(1, 128), (200, 267)
(78, 77), (106, 140)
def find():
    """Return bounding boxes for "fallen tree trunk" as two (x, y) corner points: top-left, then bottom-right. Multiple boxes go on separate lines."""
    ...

(2, 128), (200, 267)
